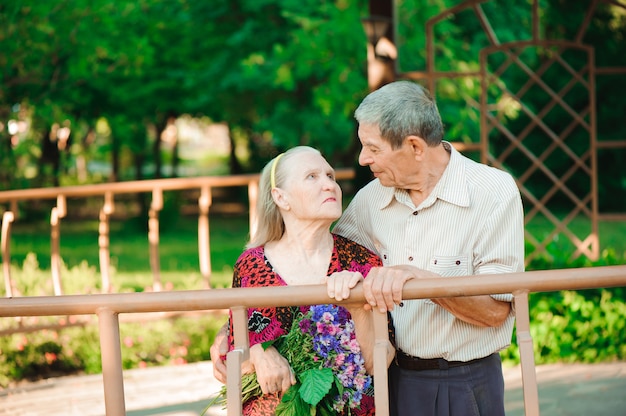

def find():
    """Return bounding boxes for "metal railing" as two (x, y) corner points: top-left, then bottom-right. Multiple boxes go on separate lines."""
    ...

(0, 265), (624, 415)
(0, 169), (355, 296)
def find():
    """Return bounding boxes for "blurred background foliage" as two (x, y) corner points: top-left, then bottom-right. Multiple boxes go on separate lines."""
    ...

(2, 0), (625, 213)
(1, 0), (625, 388)
(0, 0), (370, 188)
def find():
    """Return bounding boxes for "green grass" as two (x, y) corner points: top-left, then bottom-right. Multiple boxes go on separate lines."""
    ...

(524, 214), (626, 254)
(6, 212), (250, 292)
(524, 214), (626, 268)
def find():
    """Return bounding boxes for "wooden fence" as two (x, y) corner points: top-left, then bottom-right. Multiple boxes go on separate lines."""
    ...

(0, 169), (354, 297)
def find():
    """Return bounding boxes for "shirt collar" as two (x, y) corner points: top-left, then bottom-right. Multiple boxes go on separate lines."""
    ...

(434, 142), (470, 207)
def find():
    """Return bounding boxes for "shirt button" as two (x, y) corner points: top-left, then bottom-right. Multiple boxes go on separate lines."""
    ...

(408, 256), (413, 261)
(383, 255), (387, 260)
(412, 211), (418, 215)
(456, 260), (461, 265)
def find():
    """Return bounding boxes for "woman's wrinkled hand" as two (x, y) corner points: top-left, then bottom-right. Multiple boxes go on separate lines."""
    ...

(249, 344), (296, 395)
(209, 323), (229, 384)
(324, 270), (364, 302)
(323, 271), (372, 314)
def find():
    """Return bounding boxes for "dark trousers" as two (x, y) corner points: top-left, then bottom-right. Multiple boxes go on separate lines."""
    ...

(388, 353), (505, 416)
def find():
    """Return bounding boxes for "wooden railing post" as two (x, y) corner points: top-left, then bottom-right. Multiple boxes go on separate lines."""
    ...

(513, 290), (540, 416)
(1, 211), (15, 297)
(97, 307), (126, 416)
(198, 185), (212, 289)
(149, 188), (163, 291)
(50, 195), (66, 296)
(99, 192), (114, 293)
(248, 180), (259, 240)
(373, 309), (390, 416)
(227, 306), (250, 416)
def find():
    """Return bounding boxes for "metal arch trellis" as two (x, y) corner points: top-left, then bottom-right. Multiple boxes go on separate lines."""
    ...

(480, 40), (597, 264)
(392, 0), (626, 265)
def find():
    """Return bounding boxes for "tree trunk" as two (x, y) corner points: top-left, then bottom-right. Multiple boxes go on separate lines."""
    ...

(110, 133), (120, 182)
(39, 124), (61, 187)
(0, 133), (15, 189)
(228, 125), (243, 174)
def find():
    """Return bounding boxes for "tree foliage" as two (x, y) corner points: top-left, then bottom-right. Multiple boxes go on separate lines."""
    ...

(1, 0), (624, 212)
(0, 0), (370, 188)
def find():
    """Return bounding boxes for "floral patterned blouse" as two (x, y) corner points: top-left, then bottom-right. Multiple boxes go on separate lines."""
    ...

(226, 233), (383, 416)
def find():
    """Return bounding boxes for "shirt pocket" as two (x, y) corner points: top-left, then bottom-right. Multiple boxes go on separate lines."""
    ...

(424, 254), (470, 305)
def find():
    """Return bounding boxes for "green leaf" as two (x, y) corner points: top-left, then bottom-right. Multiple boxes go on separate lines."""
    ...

(261, 337), (279, 350)
(299, 368), (333, 406)
(333, 376), (344, 396)
(276, 383), (311, 416)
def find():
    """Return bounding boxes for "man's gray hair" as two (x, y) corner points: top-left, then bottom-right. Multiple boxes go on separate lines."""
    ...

(355, 81), (444, 149)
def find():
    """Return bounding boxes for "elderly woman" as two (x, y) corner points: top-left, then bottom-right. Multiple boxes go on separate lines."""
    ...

(221, 146), (394, 415)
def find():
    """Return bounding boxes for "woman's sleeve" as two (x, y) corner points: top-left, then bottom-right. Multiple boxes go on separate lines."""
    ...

(345, 239), (383, 278)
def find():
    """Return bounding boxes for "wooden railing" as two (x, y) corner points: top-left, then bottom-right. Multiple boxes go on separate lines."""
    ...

(0, 265), (624, 415)
(0, 169), (355, 296)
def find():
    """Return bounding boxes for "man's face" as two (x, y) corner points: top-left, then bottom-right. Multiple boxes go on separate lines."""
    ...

(357, 123), (415, 188)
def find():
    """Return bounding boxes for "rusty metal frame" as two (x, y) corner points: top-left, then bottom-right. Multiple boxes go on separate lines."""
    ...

(394, 0), (626, 263)
(480, 40), (599, 263)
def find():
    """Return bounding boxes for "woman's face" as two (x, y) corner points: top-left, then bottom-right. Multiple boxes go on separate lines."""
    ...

(280, 151), (342, 222)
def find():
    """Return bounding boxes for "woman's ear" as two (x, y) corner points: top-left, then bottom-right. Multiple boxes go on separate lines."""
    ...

(271, 188), (290, 211)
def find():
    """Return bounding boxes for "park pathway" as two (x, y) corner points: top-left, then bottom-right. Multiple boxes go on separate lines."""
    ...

(1, 360), (626, 415)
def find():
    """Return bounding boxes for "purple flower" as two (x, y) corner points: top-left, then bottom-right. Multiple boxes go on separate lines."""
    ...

(282, 304), (372, 413)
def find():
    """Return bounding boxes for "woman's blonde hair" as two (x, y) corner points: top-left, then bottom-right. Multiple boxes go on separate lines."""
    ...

(246, 146), (322, 248)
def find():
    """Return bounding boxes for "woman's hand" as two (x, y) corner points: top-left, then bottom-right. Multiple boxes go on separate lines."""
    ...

(324, 271), (364, 303)
(324, 271), (395, 374)
(249, 344), (296, 395)
(209, 322), (229, 384)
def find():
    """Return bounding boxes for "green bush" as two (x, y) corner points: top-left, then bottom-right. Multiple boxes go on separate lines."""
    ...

(0, 255), (230, 388)
(501, 247), (626, 366)
(0, 314), (226, 388)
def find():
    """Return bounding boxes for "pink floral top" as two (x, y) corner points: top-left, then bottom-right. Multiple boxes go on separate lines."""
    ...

(226, 234), (383, 416)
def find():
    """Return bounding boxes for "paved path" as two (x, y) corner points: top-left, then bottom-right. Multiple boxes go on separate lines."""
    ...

(1, 361), (625, 415)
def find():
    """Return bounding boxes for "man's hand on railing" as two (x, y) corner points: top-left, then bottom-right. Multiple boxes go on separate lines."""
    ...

(210, 322), (229, 384)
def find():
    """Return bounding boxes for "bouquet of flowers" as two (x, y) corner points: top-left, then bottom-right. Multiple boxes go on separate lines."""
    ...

(206, 304), (373, 416)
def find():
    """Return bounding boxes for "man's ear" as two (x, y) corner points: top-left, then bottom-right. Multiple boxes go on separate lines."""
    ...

(271, 188), (290, 211)
(406, 135), (426, 159)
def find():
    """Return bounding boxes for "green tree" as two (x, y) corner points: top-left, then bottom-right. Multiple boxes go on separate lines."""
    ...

(1, 0), (370, 188)
(191, 0), (369, 172)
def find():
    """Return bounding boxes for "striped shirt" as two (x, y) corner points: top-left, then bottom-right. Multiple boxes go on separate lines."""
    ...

(333, 142), (525, 361)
